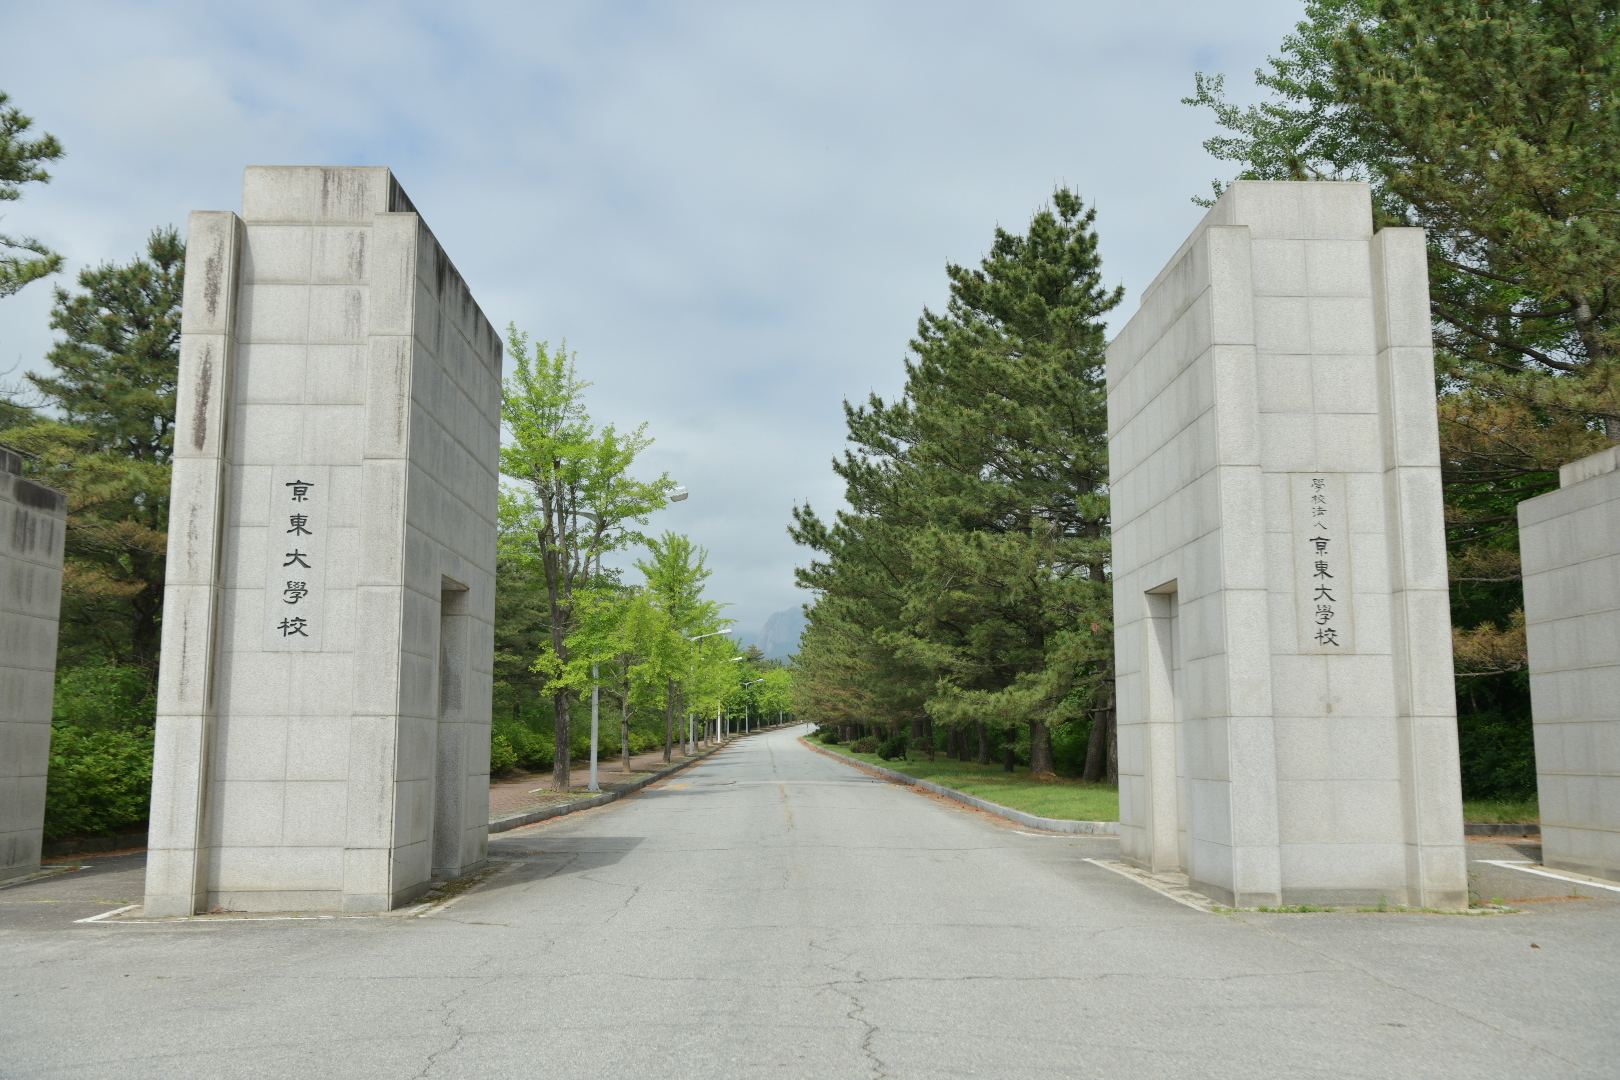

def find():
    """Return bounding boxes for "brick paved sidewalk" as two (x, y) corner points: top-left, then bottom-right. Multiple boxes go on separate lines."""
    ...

(487, 743), (710, 820)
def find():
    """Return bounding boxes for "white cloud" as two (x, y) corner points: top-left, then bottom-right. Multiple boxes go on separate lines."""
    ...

(0, 0), (1302, 635)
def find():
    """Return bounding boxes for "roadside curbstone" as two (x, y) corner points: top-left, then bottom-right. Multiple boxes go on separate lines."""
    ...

(42, 829), (149, 857)
(1464, 823), (1540, 837)
(488, 737), (740, 834)
(803, 738), (1119, 836)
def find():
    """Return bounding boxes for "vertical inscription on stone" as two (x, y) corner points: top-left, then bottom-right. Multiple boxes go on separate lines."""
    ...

(263, 465), (327, 651)
(1292, 472), (1355, 654)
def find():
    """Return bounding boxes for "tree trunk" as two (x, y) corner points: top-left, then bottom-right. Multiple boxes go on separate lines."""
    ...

(909, 716), (926, 761)
(975, 722), (988, 765)
(946, 727), (959, 760)
(1106, 712), (1118, 785)
(1567, 288), (1620, 440)
(664, 679), (677, 762)
(1082, 713), (1107, 783)
(621, 690), (632, 774)
(1028, 719), (1055, 776)
(924, 716), (935, 762)
(1004, 737), (1016, 773)
(542, 520), (572, 792)
(551, 688), (572, 792)
(129, 553), (164, 689)
(1083, 669), (1116, 784)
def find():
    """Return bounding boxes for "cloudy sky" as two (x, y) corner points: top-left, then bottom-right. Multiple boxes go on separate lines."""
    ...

(0, 0), (1303, 640)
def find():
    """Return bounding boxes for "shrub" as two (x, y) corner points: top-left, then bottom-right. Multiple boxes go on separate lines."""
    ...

(850, 737), (880, 753)
(1457, 710), (1537, 799)
(43, 725), (154, 841)
(489, 733), (520, 775)
(493, 719), (554, 772)
(817, 730), (842, 745)
(1051, 718), (1091, 776)
(53, 662), (155, 731)
(877, 735), (908, 761)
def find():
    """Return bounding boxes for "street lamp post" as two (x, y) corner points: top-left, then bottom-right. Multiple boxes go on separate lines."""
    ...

(740, 678), (763, 733)
(717, 656), (745, 740)
(683, 630), (728, 755)
(579, 486), (687, 790)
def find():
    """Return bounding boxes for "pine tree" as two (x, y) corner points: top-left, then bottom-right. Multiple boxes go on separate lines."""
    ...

(1183, 0), (1613, 795)
(7, 228), (183, 680)
(794, 188), (1120, 777)
(0, 90), (65, 298)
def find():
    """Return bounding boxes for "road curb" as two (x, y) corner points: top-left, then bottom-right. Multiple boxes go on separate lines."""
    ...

(801, 738), (1119, 836)
(1464, 823), (1540, 836)
(488, 737), (739, 834)
(41, 829), (149, 857)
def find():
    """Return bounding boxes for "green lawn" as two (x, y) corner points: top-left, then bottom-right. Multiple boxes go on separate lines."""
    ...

(1462, 797), (1539, 824)
(814, 743), (1119, 822)
(814, 741), (1537, 826)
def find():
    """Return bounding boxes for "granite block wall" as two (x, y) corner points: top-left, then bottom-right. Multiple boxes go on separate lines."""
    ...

(145, 167), (499, 916)
(0, 447), (66, 882)
(1520, 445), (1620, 885)
(1106, 180), (1467, 909)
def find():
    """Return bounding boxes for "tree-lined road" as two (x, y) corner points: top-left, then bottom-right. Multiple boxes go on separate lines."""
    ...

(3, 726), (1617, 1079)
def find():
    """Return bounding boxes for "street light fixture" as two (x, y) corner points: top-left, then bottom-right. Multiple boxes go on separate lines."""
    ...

(572, 507), (619, 793)
(714, 656), (746, 742)
(579, 481), (686, 789)
(680, 632), (733, 754)
(741, 676), (764, 735)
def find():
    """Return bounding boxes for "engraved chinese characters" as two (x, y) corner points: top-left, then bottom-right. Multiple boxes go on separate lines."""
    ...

(263, 466), (327, 650)
(1292, 472), (1355, 653)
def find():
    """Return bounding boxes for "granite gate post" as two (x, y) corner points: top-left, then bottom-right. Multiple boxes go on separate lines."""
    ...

(1, 448), (66, 882)
(143, 167), (500, 916)
(1106, 180), (1468, 909)
(1519, 446), (1620, 885)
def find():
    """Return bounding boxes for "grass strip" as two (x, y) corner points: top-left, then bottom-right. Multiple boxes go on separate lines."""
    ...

(815, 743), (1119, 822)
(817, 743), (1525, 826)
(1463, 797), (1539, 824)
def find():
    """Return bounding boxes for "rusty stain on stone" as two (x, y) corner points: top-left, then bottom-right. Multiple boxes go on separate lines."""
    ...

(203, 246), (223, 320)
(193, 344), (213, 451)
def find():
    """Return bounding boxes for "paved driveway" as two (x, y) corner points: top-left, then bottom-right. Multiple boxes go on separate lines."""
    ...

(2, 725), (1616, 1079)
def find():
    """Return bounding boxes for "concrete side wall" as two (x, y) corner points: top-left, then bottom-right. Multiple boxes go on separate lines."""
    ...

(145, 209), (245, 917)
(146, 167), (498, 916)
(1520, 447), (1620, 884)
(379, 212), (500, 906)
(0, 448), (66, 881)
(1107, 180), (1466, 908)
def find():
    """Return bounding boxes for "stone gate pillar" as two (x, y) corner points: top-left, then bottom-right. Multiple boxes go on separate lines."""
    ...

(0, 447), (66, 882)
(144, 167), (500, 916)
(1106, 180), (1467, 909)
(1519, 447), (1620, 885)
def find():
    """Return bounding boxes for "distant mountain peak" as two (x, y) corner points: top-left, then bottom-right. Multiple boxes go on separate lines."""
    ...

(757, 607), (806, 659)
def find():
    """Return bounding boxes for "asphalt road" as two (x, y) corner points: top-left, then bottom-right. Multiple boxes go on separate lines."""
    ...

(2, 725), (1617, 1079)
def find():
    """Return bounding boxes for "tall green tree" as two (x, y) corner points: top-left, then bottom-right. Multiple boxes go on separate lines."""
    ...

(0, 90), (64, 299)
(500, 329), (675, 790)
(636, 531), (726, 761)
(756, 665), (794, 727)
(1184, 0), (1618, 795)
(793, 188), (1119, 777)
(6, 228), (183, 682)
(494, 493), (556, 723)
(555, 584), (681, 774)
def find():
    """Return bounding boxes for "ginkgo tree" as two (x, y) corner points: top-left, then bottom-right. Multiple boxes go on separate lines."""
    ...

(554, 585), (683, 775)
(636, 532), (729, 761)
(500, 328), (676, 790)
(755, 667), (795, 728)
